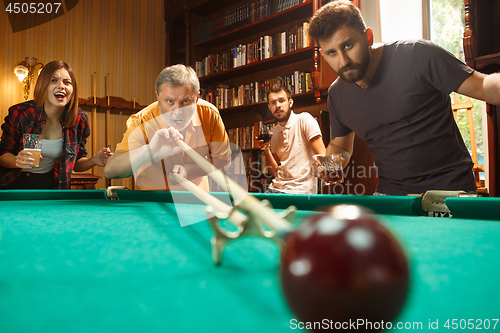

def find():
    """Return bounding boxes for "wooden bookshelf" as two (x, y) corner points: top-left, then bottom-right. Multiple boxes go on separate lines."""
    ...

(165, 0), (378, 194)
(464, 0), (500, 196)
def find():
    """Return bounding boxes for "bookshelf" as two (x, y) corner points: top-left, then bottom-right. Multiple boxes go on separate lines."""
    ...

(463, 0), (500, 196)
(165, 0), (338, 111)
(217, 120), (274, 193)
(165, 0), (377, 194)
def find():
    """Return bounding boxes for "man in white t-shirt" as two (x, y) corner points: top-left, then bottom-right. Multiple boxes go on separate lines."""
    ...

(257, 84), (326, 194)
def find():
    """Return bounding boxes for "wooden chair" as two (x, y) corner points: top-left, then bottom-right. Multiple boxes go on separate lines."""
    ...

(451, 94), (487, 195)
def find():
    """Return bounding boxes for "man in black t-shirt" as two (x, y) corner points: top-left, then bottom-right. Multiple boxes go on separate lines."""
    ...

(308, 0), (500, 195)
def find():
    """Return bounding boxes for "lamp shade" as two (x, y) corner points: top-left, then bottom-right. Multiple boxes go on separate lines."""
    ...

(14, 65), (29, 82)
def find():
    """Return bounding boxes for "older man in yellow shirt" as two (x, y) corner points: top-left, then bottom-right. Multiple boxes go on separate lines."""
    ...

(105, 64), (231, 191)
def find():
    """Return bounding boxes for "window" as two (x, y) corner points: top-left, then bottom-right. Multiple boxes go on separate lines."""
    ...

(429, 0), (485, 180)
(362, 0), (485, 182)
(379, 0), (423, 42)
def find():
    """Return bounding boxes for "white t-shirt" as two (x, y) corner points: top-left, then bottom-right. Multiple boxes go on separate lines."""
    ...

(268, 111), (322, 194)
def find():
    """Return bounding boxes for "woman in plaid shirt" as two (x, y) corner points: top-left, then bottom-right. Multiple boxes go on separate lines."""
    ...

(0, 61), (111, 189)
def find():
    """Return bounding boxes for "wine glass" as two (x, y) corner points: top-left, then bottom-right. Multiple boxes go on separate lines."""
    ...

(258, 122), (271, 143)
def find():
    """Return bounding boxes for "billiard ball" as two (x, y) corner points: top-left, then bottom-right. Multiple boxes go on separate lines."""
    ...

(280, 204), (409, 332)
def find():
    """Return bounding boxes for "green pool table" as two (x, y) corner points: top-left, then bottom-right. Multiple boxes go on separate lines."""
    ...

(0, 190), (499, 332)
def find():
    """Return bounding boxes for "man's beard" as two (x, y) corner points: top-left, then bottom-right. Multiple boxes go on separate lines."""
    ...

(272, 108), (291, 123)
(338, 51), (370, 83)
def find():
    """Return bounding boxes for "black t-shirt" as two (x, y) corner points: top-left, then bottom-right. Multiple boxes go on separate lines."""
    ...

(328, 40), (476, 195)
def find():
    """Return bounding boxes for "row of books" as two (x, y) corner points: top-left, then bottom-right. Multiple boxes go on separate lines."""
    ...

(195, 22), (310, 77)
(277, 0), (306, 13)
(215, 152), (271, 193)
(196, 0), (306, 42)
(207, 154), (248, 192)
(227, 125), (257, 150)
(215, 148), (273, 194)
(253, 150), (274, 175)
(201, 71), (313, 110)
(207, 150), (260, 192)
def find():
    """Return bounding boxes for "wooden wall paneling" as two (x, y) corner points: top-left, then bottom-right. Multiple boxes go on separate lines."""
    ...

(106, 106), (111, 150)
(95, 107), (107, 189)
(1, 0), (166, 131)
(319, 57), (338, 89)
(91, 72), (97, 175)
(104, 74), (111, 188)
(105, 106), (111, 188)
(92, 107), (97, 174)
(108, 110), (128, 189)
(79, 101), (137, 190)
(106, 113), (124, 189)
(463, 0), (477, 64)
(77, 106), (99, 188)
(486, 104), (498, 197)
(80, 96), (145, 190)
(463, 0), (500, 196)
(2, 0), (165, 191)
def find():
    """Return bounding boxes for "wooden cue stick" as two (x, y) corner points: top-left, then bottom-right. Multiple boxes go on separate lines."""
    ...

(170, 173), (246, 227)
(175, 140), (292, 235)
(91, 72), (97, 175)
(104, 74), (111, 188)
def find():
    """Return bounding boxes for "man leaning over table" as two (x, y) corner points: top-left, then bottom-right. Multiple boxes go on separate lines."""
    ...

(104, 64), (231, 191)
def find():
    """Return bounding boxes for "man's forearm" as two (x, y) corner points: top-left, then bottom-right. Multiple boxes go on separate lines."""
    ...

(263, 148), (278, 176)
(483, 73), (500, 105)
(104, 149), (138, 179)
(326, 141), (351, 168)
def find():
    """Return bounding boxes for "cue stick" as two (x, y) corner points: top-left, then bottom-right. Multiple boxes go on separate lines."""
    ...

(170, 172), (246, 227)
(105, 74), (111, 188)
(91, 72), (97, 175)
(175, 140), (292, 235)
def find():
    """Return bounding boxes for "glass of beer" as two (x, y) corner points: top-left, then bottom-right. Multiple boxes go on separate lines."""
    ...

(316, 153), (344, 185)
(23, 133), (43, 167)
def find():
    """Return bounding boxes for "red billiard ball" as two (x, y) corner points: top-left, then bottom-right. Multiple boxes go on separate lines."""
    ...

(280, 204), (409, 332)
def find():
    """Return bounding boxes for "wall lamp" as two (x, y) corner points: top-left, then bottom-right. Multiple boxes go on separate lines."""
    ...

(14, 57), (44, 100)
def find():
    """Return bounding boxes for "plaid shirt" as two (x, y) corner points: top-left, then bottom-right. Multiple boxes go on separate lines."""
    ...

(0, 100), (90, 189)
